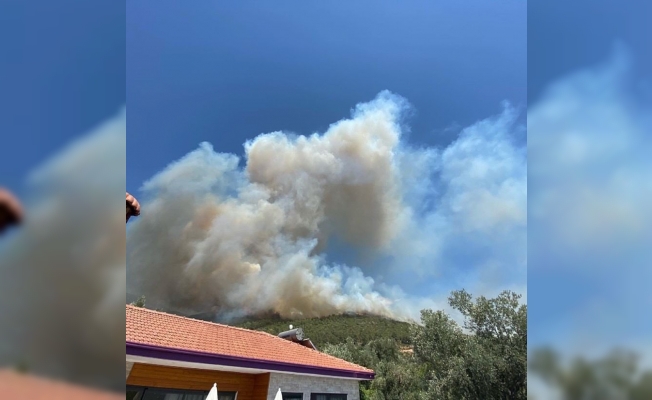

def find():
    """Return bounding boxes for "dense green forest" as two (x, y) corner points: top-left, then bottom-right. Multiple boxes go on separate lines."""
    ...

(234, 313), (413, 347)
(323, 290), (526, 399)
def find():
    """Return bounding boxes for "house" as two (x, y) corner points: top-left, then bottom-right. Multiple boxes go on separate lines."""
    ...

(126, 305), (374, 400)
(0, 369), (121, 400)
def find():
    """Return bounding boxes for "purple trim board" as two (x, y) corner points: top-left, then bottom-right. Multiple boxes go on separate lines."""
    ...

(126, 342), (375, 380)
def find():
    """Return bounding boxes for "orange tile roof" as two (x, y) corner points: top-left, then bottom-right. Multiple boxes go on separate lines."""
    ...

(126, 305), (373, 375)
(0, 370), (121, 400)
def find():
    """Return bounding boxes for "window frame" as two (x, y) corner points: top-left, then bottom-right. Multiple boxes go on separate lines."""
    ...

(219, 391), (239, 400)
(309, 394), (348, 400)
(282, 392), (304, 400)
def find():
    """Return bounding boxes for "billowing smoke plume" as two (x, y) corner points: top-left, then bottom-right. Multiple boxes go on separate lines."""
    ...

(127, 91), (526, 320)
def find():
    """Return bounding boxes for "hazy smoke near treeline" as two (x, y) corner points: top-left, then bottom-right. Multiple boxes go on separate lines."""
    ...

(127, 91), (526, 320)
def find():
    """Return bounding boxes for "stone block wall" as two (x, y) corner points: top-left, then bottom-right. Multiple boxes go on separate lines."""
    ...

(266, 372), (360, 400)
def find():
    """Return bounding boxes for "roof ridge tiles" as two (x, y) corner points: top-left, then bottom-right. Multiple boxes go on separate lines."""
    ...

(126, 304), (279, 338)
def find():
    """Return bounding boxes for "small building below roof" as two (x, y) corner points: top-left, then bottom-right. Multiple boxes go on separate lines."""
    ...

(126, 305), (374, 400)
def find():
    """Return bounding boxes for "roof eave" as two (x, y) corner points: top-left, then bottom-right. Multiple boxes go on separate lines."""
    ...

(126, 341), (375, 380)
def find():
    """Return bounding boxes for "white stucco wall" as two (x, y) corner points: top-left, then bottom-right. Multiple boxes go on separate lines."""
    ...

(266, 373), (360, 400)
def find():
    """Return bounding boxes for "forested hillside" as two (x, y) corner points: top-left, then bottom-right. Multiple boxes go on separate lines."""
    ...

(235, 313), (413, 347)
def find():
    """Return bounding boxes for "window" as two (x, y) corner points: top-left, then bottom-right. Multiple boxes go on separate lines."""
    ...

(141, 387), (207, 400)
(282, 393), (303, 400)
(310, 395), (347, 400)
(126, 386), (237, 400)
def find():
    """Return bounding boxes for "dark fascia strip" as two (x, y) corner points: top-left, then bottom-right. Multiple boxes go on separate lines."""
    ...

(126, 342), (375, 380)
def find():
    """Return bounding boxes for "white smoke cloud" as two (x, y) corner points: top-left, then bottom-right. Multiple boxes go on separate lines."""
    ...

(389, 102), (526, 281)
(529, 47), (652, 263)
(127, 91), (526, 320)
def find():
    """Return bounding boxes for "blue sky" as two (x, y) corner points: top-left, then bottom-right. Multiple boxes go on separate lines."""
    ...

(527, 0), (652, 359)
(127, 0), (526, 192)
(126, 1), (527, 317)
(528, 0), (652, 104)
(0, 0), (125, 195)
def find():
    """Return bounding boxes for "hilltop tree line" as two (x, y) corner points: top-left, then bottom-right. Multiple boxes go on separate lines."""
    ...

(236, 313), (413, 347)
(322, 289), (527, 400)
